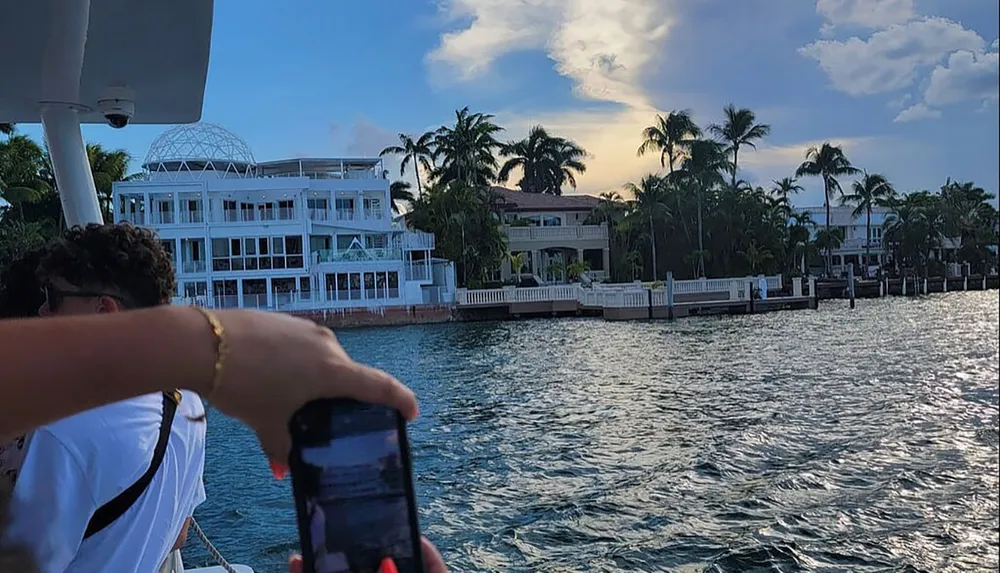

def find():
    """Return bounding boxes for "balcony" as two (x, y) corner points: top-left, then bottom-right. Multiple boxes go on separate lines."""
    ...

(838, 237), (883, 250)
(401, 231), (435, 250)
(180, 210), (205, 224)
(181, 260), (207, 274)
(505, 224), (608, 244)
(312, 247), (403, 263)
(306, 208), (388, 225)
(216, 208), (298, 224)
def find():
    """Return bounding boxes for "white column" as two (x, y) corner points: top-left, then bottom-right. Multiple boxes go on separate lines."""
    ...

(37, 0), (101, 227)
(266, 277), (273, 308)
(792, 277), (803, 297)
(236, 279), (244, 308)
(42, 106), (103, 226)
(172, 192), (181, 224)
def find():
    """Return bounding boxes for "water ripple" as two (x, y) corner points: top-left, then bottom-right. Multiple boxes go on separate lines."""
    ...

(187, 291), (999, 572)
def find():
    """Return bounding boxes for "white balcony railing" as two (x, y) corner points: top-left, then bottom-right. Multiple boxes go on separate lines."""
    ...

(401, 231), (435, 250)
(180, 210), (204, 224)
(839, 237), (883, 250)
(215, 208), (299, 224)
(312, 248), (402, 263)
(181, 260), (207, 274)
(308, 208), (331, 221)
(505, 224), (608, 243)
(151, 211), (174, 225)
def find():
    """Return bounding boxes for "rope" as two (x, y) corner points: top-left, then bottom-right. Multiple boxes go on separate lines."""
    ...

(189, 517), (238, 573)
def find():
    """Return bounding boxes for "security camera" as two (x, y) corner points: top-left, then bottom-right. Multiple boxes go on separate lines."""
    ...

(97, 87), (135, 129)
(97, 98), (134, 129)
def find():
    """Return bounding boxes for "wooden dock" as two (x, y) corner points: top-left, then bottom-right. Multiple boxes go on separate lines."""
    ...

(456, 275), (818, 322)
(816, 274), (999, 299)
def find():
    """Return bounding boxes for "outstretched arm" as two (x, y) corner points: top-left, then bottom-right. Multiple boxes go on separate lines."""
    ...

(0, 306), (215, 441)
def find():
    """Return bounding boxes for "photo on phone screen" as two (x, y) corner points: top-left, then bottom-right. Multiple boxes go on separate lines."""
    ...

(290, 400), (423, 573)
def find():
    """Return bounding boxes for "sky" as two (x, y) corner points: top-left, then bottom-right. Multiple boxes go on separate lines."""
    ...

(14, 0), (1000, 208)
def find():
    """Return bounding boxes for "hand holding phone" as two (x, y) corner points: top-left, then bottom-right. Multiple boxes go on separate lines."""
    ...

(289, 399), (424, 573)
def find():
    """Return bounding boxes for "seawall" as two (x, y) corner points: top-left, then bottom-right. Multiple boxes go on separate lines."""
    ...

(290, 304), (454, 329)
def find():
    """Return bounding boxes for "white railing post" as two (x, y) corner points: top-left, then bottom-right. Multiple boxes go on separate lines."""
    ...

(792, 277), (802, 297)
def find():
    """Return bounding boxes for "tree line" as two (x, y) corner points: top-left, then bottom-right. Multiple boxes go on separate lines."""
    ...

(1, 125), (136, 273)
(380, 105), (998, 286)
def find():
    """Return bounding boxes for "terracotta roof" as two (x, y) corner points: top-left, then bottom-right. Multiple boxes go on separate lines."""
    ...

(490, 187), (600, 212)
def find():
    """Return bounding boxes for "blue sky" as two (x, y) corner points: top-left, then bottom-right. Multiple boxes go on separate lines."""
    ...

(15, 0), (1000, 208)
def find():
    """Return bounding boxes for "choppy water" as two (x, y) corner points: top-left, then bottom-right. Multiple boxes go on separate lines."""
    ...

(186, 291), (1000, 572)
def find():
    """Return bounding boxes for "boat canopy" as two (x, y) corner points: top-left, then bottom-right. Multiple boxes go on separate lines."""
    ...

(0, 0), (213, 125)
(0, 0), (214, 227)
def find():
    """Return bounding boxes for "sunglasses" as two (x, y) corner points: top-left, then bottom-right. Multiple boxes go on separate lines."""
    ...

(43, 285), (125, 313)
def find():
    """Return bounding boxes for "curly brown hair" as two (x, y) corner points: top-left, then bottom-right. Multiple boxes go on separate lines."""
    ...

(36, 223), (175, 308)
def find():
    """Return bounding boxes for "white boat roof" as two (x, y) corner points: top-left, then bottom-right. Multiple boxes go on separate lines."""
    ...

(0, 0), (213, 124)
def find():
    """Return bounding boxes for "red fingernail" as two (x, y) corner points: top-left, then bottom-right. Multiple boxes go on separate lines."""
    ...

(270, 460), (288, 480)
(380, 557), (398, 573)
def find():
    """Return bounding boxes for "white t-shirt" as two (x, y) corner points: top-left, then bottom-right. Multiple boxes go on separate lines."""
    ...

(2, 391), (207, 573)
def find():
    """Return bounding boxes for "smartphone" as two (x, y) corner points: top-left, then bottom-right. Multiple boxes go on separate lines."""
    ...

(289, 399), (424, 573)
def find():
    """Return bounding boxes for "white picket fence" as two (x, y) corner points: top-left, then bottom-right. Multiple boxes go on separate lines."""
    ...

(457, 275), (793, 309)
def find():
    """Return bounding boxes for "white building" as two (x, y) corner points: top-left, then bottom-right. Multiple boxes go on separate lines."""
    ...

(113, 123), (456, 310)
(798, 205), (891, 274)
(798, 204), (963, 276)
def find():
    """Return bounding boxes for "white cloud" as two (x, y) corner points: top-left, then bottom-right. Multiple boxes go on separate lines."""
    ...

(815, 0), (915, 29)
(799, 17), (985, 96)
(923, 48), (999, 106)
(893, 102), (942, 122)
(427, 0), (676, 107)
(887, 93), (912, 109)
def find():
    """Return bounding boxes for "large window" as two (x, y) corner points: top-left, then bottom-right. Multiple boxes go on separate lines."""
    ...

(212, 235), (305, 272)
(325, 271), (399, 301)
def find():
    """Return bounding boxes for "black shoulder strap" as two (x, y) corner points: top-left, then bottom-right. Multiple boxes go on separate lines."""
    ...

(83, 390), (180, 540)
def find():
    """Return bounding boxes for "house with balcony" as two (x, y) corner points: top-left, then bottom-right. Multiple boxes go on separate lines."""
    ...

(113, 122), (455, 310)
(492, 187), (610, 282)
(799, 204), (965, 276)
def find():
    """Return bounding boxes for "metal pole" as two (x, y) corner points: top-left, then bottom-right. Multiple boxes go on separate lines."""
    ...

(42, 105), (103, 226)
(38, 0), (103, 227)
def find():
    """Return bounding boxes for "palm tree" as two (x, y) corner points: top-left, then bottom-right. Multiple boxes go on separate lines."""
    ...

(86, 143), (134, 220)
(431, 107), (504, 187)
(670, 139), (731, 277)
(708, 104), (771, 188)
(0, 124), (14, 137)
(770, 177), (804, 205)
(389, 180), (415, 213)
(839, 171), (895, 273)
(884, 191), (944, 275)
(497, 125), (586, 195)
(636, 110), (701, 173)
(795, 142), (860, 275)
(624, 174), (671, 280)
(508, 251), (527, 282)
(379, 132), (434, 196)
(0, 134), (51, 222)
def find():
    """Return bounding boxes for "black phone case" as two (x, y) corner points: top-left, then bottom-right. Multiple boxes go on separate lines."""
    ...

(288, 398), (425, 573)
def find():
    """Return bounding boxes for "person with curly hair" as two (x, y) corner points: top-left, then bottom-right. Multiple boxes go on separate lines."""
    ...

(2, 223), (206, 573)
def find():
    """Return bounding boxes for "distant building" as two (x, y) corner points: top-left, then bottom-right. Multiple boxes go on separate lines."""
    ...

(798, 205), (961, 275)
(112, 123), (456, 310)
(491, 187), (610, 283)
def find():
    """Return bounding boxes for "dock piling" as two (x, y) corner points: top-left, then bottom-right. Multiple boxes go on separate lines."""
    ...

(848, 265), (856, 309)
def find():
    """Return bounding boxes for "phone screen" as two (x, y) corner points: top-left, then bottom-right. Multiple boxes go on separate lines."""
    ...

(290, 400), (423, 573)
